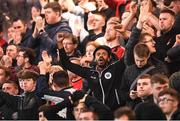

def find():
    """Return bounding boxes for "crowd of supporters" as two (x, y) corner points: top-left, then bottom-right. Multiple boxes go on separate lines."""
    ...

(0, 0), (180, 120)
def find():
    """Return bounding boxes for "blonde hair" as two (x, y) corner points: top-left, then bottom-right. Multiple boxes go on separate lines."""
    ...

(49, 65), (63, 74)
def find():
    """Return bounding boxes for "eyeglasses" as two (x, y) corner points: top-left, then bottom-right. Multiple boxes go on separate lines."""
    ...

(143, 39), (155, 43)
(158, 98), (174, 104)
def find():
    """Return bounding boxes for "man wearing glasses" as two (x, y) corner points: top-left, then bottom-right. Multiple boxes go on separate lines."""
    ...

(158, 88), (180, 120)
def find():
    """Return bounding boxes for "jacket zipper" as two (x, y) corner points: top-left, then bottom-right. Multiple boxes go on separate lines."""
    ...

(115, 89), (120, 104)
(96, 61), (118, 104)
(99, 72), (105, 104)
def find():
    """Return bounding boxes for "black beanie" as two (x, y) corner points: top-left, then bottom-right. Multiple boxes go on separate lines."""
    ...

(93, 45), (112, 58)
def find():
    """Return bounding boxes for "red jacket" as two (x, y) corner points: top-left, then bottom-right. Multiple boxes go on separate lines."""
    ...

(0, 38), (7, 48)
(104, 0), (131, 17)
(70, 78), (83, 90)
(111, 45), (125, 60)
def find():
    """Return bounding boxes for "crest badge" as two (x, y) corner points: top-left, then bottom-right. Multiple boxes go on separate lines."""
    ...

(104, 72), (112, 79)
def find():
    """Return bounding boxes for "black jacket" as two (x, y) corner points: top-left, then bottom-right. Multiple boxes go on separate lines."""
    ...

(125, 26), (169, 75)
(29, 18), (72, 63)
(0, 104), (17, 119)
(171, 108), (180, 120)
(167, 45), (180, 74)
(154, 26), (180, 61)
(36, 74), (75, 119)
(0, 91), (40, 120)
(59, 48), (125, 111)
(120, 63), (163, 105)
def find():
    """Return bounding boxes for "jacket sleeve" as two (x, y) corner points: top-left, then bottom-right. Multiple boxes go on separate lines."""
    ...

(0, 91), (18, 110)
(36, 74), (50, 97)
(124, 26), (142, 66)
(43, 98), (73, 119)
(59, 48), (92, 79)
(28, 32), (56, 56)
(167, 45), (180, 61)
(85, 95), (113, 120)
(119, 68), (132, 102)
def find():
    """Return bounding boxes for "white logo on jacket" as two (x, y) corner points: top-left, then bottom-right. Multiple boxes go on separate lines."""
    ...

(104, 72), (112, 79)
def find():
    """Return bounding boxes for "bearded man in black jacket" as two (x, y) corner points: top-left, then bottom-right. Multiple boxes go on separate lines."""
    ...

(56, 33), (126, 111)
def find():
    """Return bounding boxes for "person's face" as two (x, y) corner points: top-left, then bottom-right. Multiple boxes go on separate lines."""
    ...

(95, 49), (110, 68)
(73, 103), (87, 120)
(7, 27), (15, 39)
(140, 0), (148, 7)
(16, 51), (25, 67)
(114, 114), (129, 121)
(134, 54), (149, 68)
(152, 83), (169, 101)
(39, 111), (48, 121)
(62, 38), (77, 56)
(21, 78), (36, 92)
(44, 8), (60, 24)
(137, 78), (152, 98)
(158, 94), (178, 115)
(6, 45), (18, 59)
(96, 0), (105, 7)
(105, 24), (117, 41)
(31, 6), (41, 20)
(86, 44), (96, 58)
(159, 13), (175, 33)
(13, 20), (27, 34)
(142, 36), (156, 53)
(91, 14), (105, 31)
(0, 69), (7, 85)
(2, 83), (18, 96)
(19, 79), (24, 90)
(79, 112), (95, 121)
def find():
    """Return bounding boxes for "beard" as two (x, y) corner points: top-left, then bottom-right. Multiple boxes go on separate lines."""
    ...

(96, 57), (108, 68)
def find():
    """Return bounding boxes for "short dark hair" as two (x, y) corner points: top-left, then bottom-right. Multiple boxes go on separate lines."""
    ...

(18, 47), (36, 64)
(52, 70), (69, 88)
(160, 9), (176, 18)
(134, 43), (150, 58)
(169, 71), (180, 93)
(114, 106), (135, 120)
(44, 2), (62, 15)
(151, 74), (169, 85)
(17, 69), (39, 81)
(62, 33), (79, 45)
(91, 10), (106, 21)
(12, 17), (26, 25)
(159, 88), (180, 103)
(138, 74), (151, 80)
(3, 80), (19, 90)
(93, 45), (112, 58)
